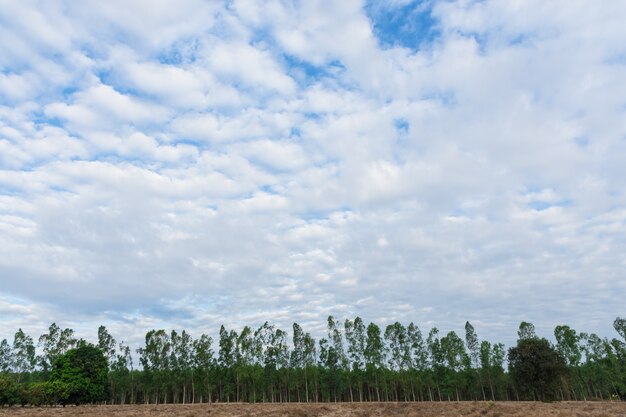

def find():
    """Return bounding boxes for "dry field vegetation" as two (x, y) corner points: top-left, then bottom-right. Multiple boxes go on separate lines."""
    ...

(1, 402), (626, 417)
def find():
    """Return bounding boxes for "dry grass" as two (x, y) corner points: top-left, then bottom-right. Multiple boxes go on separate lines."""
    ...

(0, 402), (625, 417)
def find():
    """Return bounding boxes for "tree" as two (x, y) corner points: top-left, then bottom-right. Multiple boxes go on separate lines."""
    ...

(137, 329), (171, 404)
(464, 322), (484, 400)
(407, 323), (427, 371)
(508, 338), (566, 401)
(554, 325), (582, 367)
(0, 375), (22, 406)
(344, 318), (366, 402)
(97, 326), (117, 367)
(193, 334), (214, 403)
(38, 323), (77, 372)
(439, 331), (469, 401)
(614, 317), (626, 342)
(384, 322), (411, 371)
(50, 343), (108, 405)
(464, 322), (479, 368)
(12, 329), (36, 382)
(110, 341), (133, 404)
(0, 339), (11, 373)
(517, 321), (537, 341)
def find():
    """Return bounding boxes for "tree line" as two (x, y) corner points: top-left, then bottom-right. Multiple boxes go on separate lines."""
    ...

(1, 317), (625, 406)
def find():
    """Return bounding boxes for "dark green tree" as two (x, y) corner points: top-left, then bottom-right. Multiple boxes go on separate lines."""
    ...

(517, 321), (537, 341)
(508, 337), (566, 401)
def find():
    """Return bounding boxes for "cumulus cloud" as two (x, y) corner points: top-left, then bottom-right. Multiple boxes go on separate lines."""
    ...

(0, 0), (625, 350)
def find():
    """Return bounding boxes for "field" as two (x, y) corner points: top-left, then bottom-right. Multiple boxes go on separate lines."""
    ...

(1, 402), (626, 417)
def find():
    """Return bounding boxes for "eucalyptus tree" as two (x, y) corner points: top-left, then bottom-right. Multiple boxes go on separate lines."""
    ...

(407, 322), (428, 400)
(490, 343), (506, 399)
(12, 329), (36, 382)
(271, 328), (290, 402)
(38, 323), (77, 372)
(317, 317), (348, 401)
(464, 322), (484, 400)
(427, 328), (445, 401)
(252, 322), (289, 401)
(344, 317), (366, 401)
(517, 321), (537, 341)
(170, 330), (194, 403)
(193, 334), (214, 403)
(479, 341), (494, 400)
(97, 326), (117, 367)
(327, 316), (348, 369)
(236, 326), (256, 402)
(137, 329), (171, 404)
(0, 339), (11, 374)
(292, 323), (317, 402)
(97, 325), (119, 403)
(554, 325), (584, 399)
(97, 325), (118, 403)
(218, 325), (238, 401)
(384, 322), (411, 371)
(110, 341), (133, 404)
(365, 322), (385, 401)
(439, 331), (469, 401)
(614, 317), (626, 342)
(384, 322), (412, 401)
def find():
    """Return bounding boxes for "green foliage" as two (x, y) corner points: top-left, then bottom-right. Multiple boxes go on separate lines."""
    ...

(0, 375), (23, 406)
(2, 316), (626, 405)
(38, 323), (77, 372)
(50, 343), (108, 405)
(508, 338), (567, 401)
(13, 329), (36, 381)
(517, 321), (537, 341)
(0, 339), (11, 373)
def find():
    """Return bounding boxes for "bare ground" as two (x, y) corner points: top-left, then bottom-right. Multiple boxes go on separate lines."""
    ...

(1, 402), (625, 417)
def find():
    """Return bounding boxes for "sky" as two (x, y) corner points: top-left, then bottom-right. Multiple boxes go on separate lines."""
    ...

(1, 0), (625, 351)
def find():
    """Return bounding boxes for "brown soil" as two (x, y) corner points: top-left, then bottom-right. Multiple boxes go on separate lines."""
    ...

(0, 402), (625, 417)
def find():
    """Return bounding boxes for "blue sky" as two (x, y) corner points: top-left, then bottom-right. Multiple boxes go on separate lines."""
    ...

(1, 0), (626, 350)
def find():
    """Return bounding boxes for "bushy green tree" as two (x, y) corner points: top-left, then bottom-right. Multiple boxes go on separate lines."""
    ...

(508, 338), (566, 401)
(0, 375), (23, 406)
(50, 343), (108, 405)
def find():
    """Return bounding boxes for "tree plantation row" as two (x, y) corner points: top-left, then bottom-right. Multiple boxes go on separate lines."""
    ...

(1, 317), (625, 406)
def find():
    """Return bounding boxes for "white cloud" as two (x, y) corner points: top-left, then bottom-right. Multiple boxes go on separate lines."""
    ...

(0, 0), (625, 350)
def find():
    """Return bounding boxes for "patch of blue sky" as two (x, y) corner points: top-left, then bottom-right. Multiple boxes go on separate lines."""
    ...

(290, 127), (301, 138)
(157, 38), (199, 65)
(284, 54), (347, 87)
(32, 110), (65, 128)
(298, 206), (352, 222)
(365, 0), (440, 51)
(528, 199), (572, 211)
(602, 50), (626, 65)
(94, 69), (147, 98)
(573, 136), (590, 148)
(394, 118), (410, 134)
(169, 138), (210, 150)
(449, 206), (468, 218)
(48, 184), (76, 195)
(421, 89), (456, 107)
(158, 48), (184, 65)
(0, 184), (24, 196)
(260, 185), (278, 194)
(508, 33), (535, 47)
(145, 304), (195, 320)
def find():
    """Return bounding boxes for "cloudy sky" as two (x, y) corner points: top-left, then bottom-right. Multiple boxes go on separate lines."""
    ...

(1, 0), (625, 349)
